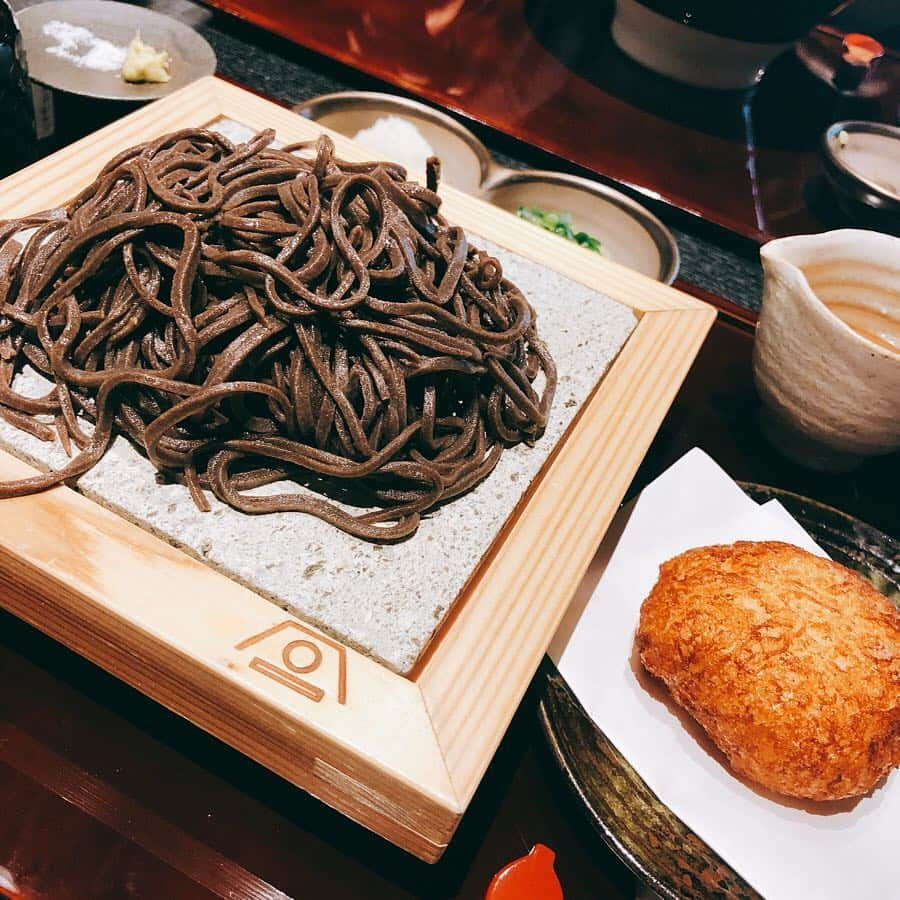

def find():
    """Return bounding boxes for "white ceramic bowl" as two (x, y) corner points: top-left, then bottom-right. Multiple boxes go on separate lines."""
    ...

(295, 92), (492, 195)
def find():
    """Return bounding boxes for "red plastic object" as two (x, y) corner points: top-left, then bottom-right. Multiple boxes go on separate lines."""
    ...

(842, 33), (885, 67)
(486, 844), (564, 900)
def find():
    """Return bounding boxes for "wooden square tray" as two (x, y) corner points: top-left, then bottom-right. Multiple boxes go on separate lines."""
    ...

(0, 77), (714, 861)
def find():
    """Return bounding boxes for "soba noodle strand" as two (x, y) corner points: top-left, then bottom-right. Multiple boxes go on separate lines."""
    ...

(0, 129), (556, 542)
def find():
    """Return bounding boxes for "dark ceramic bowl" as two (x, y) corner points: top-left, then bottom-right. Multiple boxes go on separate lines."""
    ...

(611, 0), (848, 89)
(822, 121), (900, 234)
(540, 484), (899, 900)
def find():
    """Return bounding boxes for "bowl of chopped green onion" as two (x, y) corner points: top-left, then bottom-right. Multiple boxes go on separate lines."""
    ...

(481, 170), (678, 283)
(515, 207), (605, 254)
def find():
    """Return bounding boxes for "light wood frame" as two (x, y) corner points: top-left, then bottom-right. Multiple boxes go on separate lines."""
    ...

(0, 78), (715, 861)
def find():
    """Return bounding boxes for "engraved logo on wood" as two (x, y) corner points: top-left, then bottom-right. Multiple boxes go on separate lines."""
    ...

(234, 621), (347, 705)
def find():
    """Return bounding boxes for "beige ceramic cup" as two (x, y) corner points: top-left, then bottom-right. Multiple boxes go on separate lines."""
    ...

(753, 229), (900, 471)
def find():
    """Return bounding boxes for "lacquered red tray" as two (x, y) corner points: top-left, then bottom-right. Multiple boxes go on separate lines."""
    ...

(200, 0), (898, 242)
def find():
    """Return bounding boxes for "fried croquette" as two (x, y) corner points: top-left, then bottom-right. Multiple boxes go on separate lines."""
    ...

(637, 541), (900, 801)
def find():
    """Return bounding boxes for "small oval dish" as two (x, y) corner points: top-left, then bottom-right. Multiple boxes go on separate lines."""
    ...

(482, 169), (679, 283)
(822, 121), (900, 234)
(294, 91), (492, 195)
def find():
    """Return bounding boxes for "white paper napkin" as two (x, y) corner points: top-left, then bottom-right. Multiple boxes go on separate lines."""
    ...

(552, 448), (898, 900)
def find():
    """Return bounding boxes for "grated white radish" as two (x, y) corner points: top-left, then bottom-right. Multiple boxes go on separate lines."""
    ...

(352, 116), (435, 174)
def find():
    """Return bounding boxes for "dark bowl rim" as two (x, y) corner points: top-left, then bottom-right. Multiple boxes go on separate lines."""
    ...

(821, 120), (900, 212)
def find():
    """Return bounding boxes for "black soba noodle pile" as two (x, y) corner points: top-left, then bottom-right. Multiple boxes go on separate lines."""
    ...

(0, 128), (556, 541)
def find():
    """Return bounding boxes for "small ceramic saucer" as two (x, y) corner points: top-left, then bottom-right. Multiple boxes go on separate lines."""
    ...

(18, 0), (215, 101)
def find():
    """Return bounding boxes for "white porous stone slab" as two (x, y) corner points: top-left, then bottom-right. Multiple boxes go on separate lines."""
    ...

(0, 245), (634, 672)
(0, 120), (636, 672)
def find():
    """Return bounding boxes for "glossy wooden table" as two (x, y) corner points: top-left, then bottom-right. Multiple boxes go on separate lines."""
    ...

(199, 0), (899, 243)
(1, 294), (896, 898)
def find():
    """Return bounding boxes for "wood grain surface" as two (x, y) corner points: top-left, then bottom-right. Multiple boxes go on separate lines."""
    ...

(0, 77), (714, 860)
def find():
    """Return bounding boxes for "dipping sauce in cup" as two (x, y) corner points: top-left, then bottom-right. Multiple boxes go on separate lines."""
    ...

(753, 229), (900, 471)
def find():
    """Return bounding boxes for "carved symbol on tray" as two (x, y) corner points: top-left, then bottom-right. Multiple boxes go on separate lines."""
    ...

(234, 621), (347, 705)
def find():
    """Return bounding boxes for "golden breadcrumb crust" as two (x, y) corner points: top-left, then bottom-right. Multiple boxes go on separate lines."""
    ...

(637, 541), (900, 801)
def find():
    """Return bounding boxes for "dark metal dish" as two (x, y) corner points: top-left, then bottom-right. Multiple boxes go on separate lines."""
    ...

(539, 483), (900, 900)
